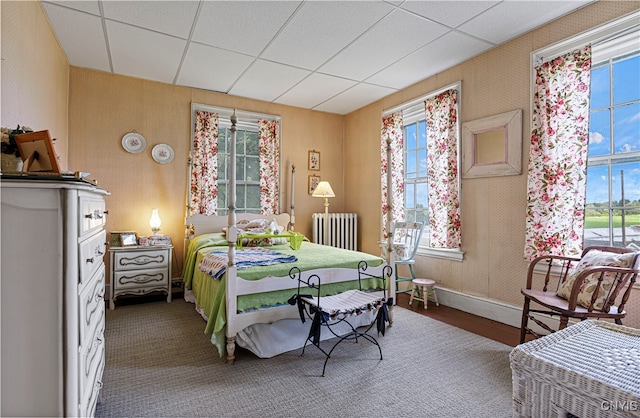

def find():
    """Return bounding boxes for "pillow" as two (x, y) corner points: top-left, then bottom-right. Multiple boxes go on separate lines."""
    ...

(556, 250), (636, 310)
(242, 237), (288, 247)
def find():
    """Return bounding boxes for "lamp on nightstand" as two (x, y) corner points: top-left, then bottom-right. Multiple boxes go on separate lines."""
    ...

(149, 208), (162, 236)
(312, 181), (335, 245)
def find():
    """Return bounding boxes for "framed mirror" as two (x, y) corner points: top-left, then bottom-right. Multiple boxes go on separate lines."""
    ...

(462, 109), (522, 178)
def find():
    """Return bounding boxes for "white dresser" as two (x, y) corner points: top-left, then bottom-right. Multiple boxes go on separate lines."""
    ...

(0, 178), (109, 417)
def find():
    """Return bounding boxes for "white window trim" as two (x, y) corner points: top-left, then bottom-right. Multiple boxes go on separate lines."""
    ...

(383, 81), (465, 262)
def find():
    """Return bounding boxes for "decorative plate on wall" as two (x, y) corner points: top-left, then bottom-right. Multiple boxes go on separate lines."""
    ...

(152, 144), (174, 164)
(121, 132), (146, 153)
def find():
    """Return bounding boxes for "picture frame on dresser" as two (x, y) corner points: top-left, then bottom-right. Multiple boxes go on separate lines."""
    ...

(120, 233), (137, 246)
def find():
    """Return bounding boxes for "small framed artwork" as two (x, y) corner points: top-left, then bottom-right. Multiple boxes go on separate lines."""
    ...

(308, 175), (320, 195)
(308, 150), (320, 171)
(120, 233), (138, 246)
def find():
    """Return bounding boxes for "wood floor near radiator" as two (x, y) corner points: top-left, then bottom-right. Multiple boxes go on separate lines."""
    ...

(395, 292), (521, 347)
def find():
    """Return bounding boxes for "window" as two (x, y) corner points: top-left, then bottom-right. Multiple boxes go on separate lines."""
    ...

(382, 82), (463, 260)
(189, 104), (281, 216)
(216, 124), (261, 215)
(530, 11), (640, 252)
(585, 34), (640, 248)
(402, 105), (429, 227)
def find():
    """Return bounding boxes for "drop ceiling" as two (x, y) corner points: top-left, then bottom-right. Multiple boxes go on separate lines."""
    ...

(41, 0), (593, 115)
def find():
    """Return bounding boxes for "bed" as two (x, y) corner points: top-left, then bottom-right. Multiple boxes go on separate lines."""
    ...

(184, 112), (395, 363)
(183, 213), (392, 363)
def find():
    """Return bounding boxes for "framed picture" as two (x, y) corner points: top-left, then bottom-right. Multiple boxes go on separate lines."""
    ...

(14, 130), (61, 173)
(120, 233), (138, 246)
(308, 150), (320, 171)
(308, 175), (320, 195)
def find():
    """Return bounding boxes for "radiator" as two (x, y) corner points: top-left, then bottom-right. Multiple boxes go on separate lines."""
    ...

(312, 213), (358, 251)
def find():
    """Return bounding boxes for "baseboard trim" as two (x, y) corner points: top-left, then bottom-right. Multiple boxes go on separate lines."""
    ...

(434, 286), (564, 332)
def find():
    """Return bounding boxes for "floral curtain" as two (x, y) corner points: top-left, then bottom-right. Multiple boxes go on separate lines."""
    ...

(524, 46), (592, 260)
(190, 110), (219, 215)
(425, 89), (461, 249)
(381, 112), (404, 238)
(258, 119), (280, 215)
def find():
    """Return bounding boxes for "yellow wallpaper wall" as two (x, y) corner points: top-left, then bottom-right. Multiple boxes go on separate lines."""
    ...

(0, 1), (69, 167)
(345, 1), (640, 326)
(67, 68), (345, 276)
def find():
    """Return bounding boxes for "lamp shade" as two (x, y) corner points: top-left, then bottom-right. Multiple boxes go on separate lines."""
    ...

(149, 208), (161, 234)
(312, 181), (335, 198)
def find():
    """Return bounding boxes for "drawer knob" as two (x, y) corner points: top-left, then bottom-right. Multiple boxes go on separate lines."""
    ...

(86, 257), (94, 264)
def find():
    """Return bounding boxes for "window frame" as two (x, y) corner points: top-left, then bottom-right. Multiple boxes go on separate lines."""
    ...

(383, 81), (464, 261)
(189, 103), (282, 216)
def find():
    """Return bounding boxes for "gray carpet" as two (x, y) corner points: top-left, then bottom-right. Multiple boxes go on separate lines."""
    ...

(96, 299), (514, 417)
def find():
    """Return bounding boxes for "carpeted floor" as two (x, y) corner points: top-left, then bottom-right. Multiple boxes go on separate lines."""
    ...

(96, 299), (514, 417)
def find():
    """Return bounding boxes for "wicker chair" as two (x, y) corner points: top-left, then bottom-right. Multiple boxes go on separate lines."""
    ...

(519, 246), (640, 344)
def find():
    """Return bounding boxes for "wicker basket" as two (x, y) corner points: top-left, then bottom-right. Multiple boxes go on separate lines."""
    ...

(510, 320), (640, 418)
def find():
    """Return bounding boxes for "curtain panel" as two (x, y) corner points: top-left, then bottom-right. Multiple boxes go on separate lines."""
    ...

(380, 112), (405, 238)
(258, 119), (280, 215)
(425, 89), (461, 249)
(524, 45), (592, 260)
(190, 110), (219, 215)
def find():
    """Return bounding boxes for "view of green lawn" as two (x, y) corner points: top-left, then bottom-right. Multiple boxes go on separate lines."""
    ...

(584, 214), (640, 229)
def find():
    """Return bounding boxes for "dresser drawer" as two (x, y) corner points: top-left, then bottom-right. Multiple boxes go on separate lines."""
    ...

(113, 248), (169, 271)
(79, 194), (106, 237)
(79, 230), (106, 285)
(79, 264), (105, 346)
(114, 268), (169, 290)
(79, 323), (104, 412)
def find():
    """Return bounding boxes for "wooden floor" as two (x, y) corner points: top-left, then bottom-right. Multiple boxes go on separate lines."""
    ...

(396, 292), (522, 347)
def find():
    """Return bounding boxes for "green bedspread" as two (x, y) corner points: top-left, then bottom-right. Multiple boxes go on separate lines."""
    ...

(183, 233), (387, 357)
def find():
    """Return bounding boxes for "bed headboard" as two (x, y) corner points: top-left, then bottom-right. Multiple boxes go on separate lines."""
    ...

(186, 213), (291, 237)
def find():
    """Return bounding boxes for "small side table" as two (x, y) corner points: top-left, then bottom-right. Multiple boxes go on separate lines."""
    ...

(109, 244), (173, 310)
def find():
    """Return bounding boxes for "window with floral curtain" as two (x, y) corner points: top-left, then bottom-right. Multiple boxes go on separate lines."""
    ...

(425, 89), (461, 249)
(381, 83), (462, 257)
(524, 46), (592, 260)
(189, 105), (281, 217)
(258, 119), (280, 215)
(190, 110), (219, 215)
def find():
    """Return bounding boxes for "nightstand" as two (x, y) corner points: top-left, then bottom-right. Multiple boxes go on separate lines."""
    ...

(109, 244), (172, 310)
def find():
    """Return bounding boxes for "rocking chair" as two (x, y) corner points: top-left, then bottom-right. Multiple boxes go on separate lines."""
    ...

(520, 246), (639, 344)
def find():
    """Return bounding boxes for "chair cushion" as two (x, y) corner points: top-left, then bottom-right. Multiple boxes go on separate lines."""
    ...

(556, 250), (636, 310)
(392, 243), (410, 260)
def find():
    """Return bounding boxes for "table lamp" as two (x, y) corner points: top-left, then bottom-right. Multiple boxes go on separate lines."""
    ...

(149, 208), (162, 236)
(312, 181), (335, 245)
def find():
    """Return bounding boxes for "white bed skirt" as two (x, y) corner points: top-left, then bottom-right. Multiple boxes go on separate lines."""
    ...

(183, 290), (377, 358)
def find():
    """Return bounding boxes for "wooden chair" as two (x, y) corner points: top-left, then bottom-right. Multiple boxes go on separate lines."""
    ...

(520, 246), (640, 344)
(390, 222), (424, 294)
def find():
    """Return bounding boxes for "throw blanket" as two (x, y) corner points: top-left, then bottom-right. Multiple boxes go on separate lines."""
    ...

(199, 247), (298, 280)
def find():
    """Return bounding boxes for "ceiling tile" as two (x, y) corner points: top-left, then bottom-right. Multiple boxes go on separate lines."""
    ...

(400, 1), (499, 28)
(192, 1), (301, 57)
(458, 1), (594, 44)
(367, 31), (494, 89)
(318, 8), (450, 80)
(43, 0), (100, 16)
(176, 43), (255, 93)
(228, 60), (310, 103)
(106, 20), (187, 84)
(102, 0), (199, 39)
(41, 3), (110, 72)
(313, 83), (396, 115)
(261, 1), (393, 70)
(274, 73), (358, 109)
